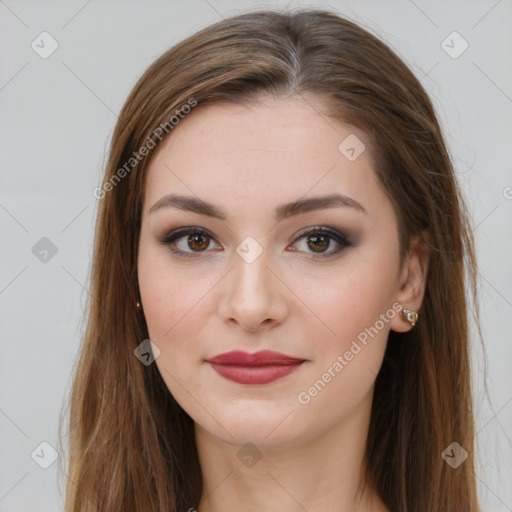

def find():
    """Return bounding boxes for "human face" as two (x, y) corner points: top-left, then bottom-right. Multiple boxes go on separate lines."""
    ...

(137, 96), (407, 449)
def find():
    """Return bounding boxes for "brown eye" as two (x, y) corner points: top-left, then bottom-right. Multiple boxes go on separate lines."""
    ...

(306, 233), (330, 253)
(158, 227), (219, 258)
(291, 227), (353, 259)
(187, 233), (210, 251)
(176, 233), (210, 252)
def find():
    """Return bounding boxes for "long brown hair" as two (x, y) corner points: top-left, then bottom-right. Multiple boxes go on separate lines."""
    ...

(60, 8), (481, 511)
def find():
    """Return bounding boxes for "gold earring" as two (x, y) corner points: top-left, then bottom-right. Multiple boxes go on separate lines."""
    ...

(400, 308), (418, 327)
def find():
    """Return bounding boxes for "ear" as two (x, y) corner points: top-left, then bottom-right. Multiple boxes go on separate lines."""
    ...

(390, 231), (431, 333)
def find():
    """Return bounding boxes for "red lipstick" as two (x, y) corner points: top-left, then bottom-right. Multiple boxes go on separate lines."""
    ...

(206, 350), (305, 385)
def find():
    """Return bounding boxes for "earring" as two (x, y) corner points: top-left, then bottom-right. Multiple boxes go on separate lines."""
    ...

(136, 302), (141, 309)
(400, 307), (418, 327)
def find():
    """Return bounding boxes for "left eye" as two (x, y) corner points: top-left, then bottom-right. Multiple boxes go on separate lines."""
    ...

(289, 227), (353, 257)
(158, 226), (352, 258)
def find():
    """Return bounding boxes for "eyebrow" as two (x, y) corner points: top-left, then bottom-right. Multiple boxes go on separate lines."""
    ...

(149, 193), (367, 221)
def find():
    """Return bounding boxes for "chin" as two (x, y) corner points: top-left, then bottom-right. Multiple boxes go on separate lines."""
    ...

(195, 406), (313, 450)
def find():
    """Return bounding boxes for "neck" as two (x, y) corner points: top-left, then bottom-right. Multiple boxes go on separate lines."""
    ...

(194, 388), (388, 512)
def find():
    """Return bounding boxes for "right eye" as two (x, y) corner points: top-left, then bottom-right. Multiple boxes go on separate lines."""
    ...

(158, 227), (221, 258)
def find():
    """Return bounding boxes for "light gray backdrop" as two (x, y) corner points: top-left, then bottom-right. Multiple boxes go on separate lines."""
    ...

(1, 1), (511, 511)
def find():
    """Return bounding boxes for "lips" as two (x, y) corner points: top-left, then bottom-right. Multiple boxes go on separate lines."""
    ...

(206, 350), (305, 385)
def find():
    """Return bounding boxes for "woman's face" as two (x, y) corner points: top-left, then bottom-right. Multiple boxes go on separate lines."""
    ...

(138, 96), (422, 449)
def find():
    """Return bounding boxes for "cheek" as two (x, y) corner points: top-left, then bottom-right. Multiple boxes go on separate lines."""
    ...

(294, 285), (393, 433)
(295, 250), (399, 405)
(308, 251), (399, 352)
(137, 249), (213, 403)
(138, 239), (205, 353)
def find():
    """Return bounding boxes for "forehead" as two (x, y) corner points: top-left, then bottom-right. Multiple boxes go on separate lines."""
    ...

(151, 95), (364, 164)
(143, 96), (383, 220)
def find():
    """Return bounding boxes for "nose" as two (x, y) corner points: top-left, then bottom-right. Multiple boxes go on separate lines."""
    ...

(217, 243), (289, 333)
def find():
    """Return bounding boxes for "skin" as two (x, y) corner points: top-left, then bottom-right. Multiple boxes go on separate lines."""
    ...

(137, 95), (429, 512)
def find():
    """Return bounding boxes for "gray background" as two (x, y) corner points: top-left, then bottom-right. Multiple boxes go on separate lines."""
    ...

(1, 0), (511, 510)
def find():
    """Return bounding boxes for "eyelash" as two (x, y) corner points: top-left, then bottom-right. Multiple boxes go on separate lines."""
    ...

(157, 226), (353, 260)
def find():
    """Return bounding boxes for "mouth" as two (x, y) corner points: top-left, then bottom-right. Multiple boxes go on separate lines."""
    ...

(205, 350), (306, 385)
